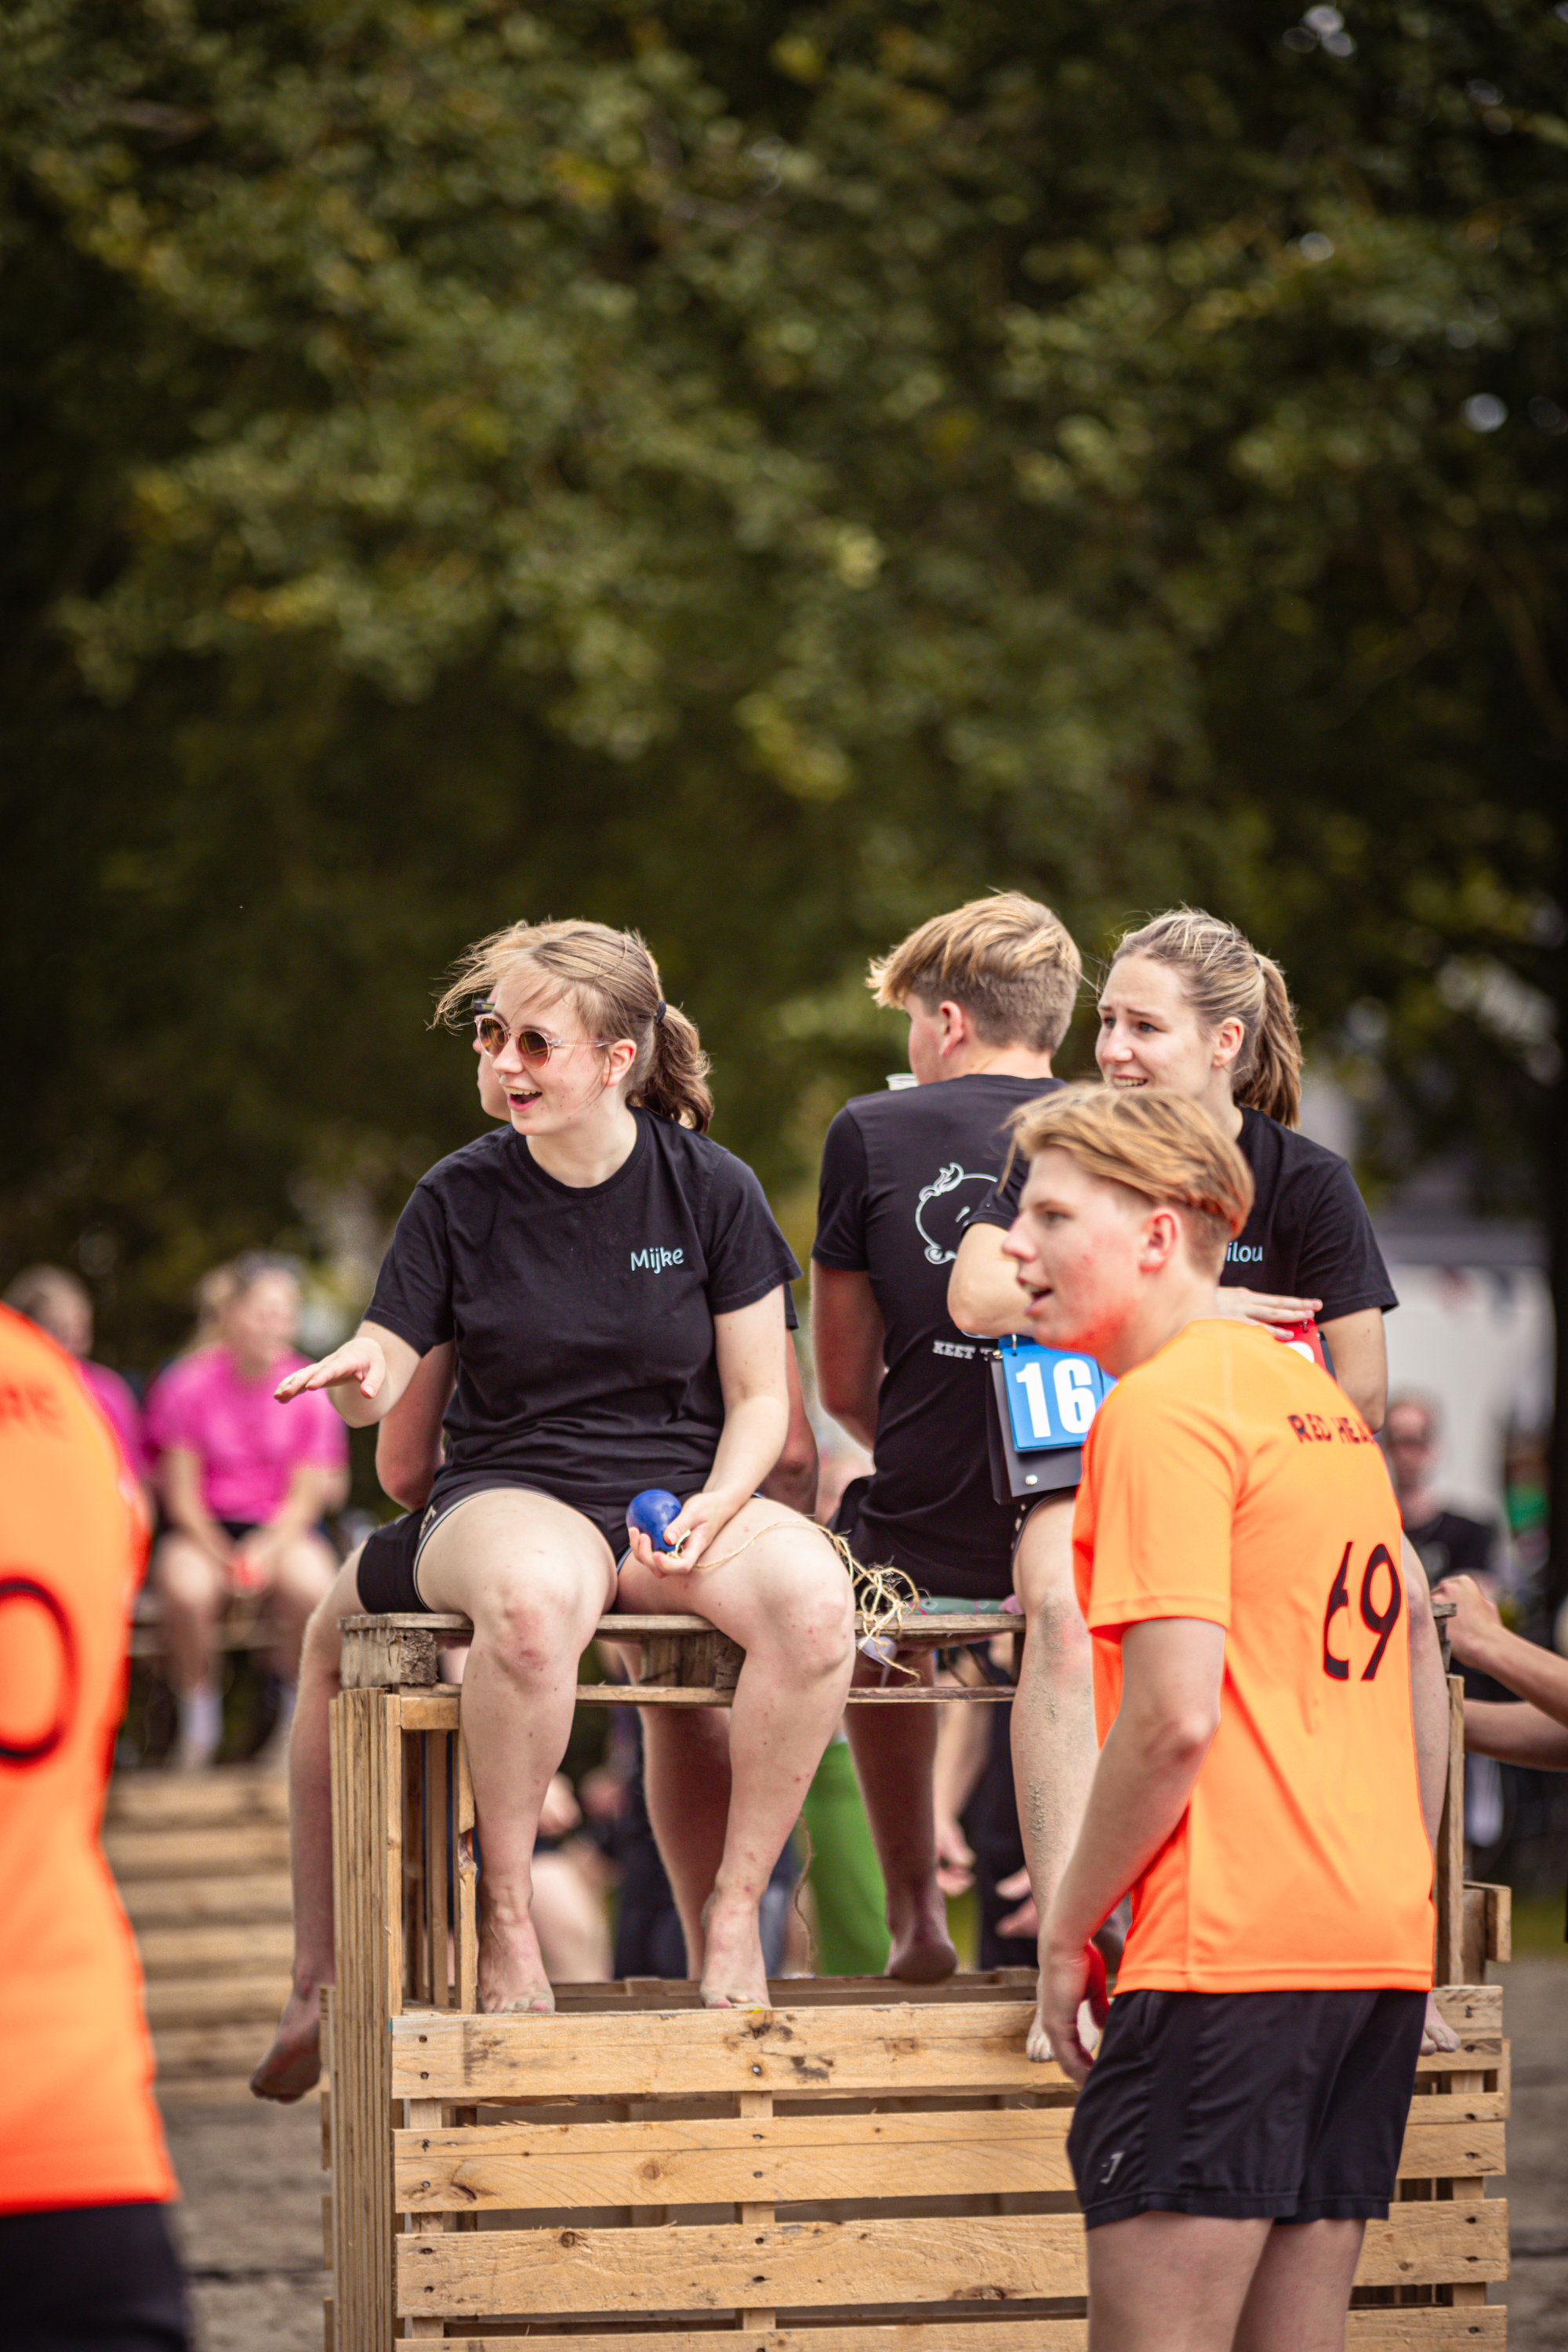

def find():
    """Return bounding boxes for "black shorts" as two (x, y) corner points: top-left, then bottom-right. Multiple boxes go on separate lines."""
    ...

(354, 1478), (678, 1614)
(1067, 1986), (1425, 2229)
(2, 2199), (191, 2351)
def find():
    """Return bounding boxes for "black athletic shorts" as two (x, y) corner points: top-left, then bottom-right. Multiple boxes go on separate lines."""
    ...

(354, 1477), (700, 1613)
(1067, 1986), (1425, 2229)
(2, 2200), (191, 2352)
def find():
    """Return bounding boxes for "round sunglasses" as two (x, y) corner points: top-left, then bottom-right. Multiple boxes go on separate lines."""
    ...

(474, 1011), (612, 1066)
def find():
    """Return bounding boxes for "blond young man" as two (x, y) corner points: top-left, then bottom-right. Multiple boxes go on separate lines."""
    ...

(811, 892), (1093, 1980)
(1001, 1087), (1449, 2352)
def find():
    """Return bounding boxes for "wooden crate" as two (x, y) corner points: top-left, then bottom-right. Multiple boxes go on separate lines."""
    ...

(323, 1628), (1508, 2347)
(104, 1763), (298, 2102)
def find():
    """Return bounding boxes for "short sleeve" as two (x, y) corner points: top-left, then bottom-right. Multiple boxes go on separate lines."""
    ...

(1082, 1385), (1238, 1635)
(702, 1152), (803, 1316)
(967, 1145), (1028, 1234)
(366, 1181), (456, 1356)
(811, 1109), (872, 1271)
(1292, 1163), (1398, 1321)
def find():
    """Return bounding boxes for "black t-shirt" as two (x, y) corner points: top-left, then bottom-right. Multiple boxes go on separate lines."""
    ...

(366, 1109), (800, 1527)
(812, 1075), (1059, 1594)
(1223, 1107), (1397, 1319)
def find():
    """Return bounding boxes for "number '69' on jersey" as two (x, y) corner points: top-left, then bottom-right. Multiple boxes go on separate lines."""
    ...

(1072, 1318), (1433, 1998)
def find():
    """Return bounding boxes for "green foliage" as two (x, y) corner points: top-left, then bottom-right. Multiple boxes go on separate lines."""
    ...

(2, 0), (1563, 1383)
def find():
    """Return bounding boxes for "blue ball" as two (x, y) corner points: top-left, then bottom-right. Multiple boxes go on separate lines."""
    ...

(626, 1488), (684, 1552)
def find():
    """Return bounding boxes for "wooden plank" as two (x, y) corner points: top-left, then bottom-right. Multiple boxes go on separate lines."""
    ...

(339, 1619), (441, 1691)
(426, 2319), (1504, 2352)
(392, 1991), (1503, 2104)
(118, 1874), (295, 1925)
(395, 2106), (1079, 2212)
(455, 1732), (477, 2014)
(392, 2002), (1058, 2102)
(1478, 1882), (1512, 1964)
(330, 1686), (402, 2352)
(105, 1769), (292, 1827)
(134, 1922), (296, 1973)
(1433, 1674), (1465, 1985)
(104, 1822), (292, 1878)
(393, 2107), (1499, 2214)
(1461, 1884), (1488, 1985)
(394, 2200), (1507, 2318)
(142, 1973), (292, 2024)
(394, 1684), (1014, 1731)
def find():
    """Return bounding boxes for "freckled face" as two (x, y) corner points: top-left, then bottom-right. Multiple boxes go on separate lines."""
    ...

(1000, 1148), (1148, 1359)
(1096, 953), (1239, 1102)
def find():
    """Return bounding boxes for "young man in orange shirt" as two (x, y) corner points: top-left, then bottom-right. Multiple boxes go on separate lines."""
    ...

(1001, 1089), (1449, 2352)
(0, 1304), (189, 2349)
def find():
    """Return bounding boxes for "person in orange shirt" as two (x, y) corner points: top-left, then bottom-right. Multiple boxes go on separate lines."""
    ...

(1000, 1089), (1448, 2352)
(0, 1305), (189, 2350)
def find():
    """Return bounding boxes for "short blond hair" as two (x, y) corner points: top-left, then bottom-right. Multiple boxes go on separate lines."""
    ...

(868, 892), (1081, 1053)
(1010, 1085), (1254, 1272)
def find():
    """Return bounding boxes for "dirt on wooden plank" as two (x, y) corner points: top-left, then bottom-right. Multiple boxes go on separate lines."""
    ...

(156, 1955), (1568, 2352)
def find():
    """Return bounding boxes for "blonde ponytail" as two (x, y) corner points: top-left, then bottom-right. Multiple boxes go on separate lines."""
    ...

(1109, 909), (1303, 1129)
(434, 920), (713, 1131)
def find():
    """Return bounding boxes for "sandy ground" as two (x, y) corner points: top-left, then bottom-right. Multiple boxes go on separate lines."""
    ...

(161, 1955), (1568, 2351)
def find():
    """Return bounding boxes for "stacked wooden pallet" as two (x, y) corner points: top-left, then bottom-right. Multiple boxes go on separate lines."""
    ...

(103, 1766), (296, 2102)
(321, 1613), (1510, 2348)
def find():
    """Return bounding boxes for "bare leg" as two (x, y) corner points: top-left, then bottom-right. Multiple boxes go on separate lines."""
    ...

(1232, 2218), (1366, 2352)
(528, 1851), (612, 1983)
(251, 1549), (365, 2100)
(267, 1531), (339, 1686)
(618, 1501), (854, 2008)
(641, 1705), (734, 1969)
(418, 1493), (615, 2015)
(152, 1534), (225, 1765)
(841, 1649), (956, 1982)
(1011, 1495), (1098, 2063)
(1086, 2212), (1272, 2352)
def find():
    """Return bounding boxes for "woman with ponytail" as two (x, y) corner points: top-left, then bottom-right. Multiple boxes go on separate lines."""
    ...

(1094, 909), (1396, 1430)
(252, 922), (852, 2097)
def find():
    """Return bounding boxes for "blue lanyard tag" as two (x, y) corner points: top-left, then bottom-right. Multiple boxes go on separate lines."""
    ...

(998, 1338), (1113, 1452)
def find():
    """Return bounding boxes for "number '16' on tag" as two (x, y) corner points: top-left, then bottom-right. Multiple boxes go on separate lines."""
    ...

(1000, 1342), (1115, 1454)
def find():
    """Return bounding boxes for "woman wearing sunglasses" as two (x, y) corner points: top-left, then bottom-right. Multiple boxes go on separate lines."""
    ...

(252, 921), (853, 2100)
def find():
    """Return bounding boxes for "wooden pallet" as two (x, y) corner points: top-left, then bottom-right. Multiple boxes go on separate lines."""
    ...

(103, 1764), (297, 2102)
(321, 1618), (1510, 2347)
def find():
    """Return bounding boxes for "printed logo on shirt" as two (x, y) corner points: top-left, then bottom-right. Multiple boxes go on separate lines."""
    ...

(1227, 1242), (1263, 1263)
(914, 1163), (999, 1266)
(630, 1247), (685, 1272)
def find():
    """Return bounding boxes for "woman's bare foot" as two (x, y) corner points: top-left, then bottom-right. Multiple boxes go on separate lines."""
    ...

(1421, 1989), (1460, 2056)
(251, 1984), (325, 2102)
(477, 1901), (554, 2015)
(885, 1881), (958, 1984)
(699, 1893), (771, 2010)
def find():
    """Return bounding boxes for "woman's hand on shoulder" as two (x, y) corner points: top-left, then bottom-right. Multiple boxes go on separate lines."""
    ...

(275, 1334), (387, 1404)
(1214, 1286), (1322, 1328)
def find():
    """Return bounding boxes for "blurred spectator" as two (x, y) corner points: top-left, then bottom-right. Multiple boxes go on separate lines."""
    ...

(4, 1264), (146, 1487)
(1383, 1391), (1508, 1848)
(1, 1303), (191, 2350)
(143, 1254), (346, 1769)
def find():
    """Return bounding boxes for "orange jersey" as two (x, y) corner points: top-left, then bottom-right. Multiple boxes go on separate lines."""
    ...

(0, 1307), (174, 2214)
(1073, 1318), (1432, 1995)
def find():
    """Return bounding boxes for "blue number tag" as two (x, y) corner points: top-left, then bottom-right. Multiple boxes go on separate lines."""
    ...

(999, 1339), (1113, 1453)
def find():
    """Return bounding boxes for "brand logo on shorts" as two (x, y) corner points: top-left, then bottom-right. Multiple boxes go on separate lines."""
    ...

(1099, 2151), (1126, 2185)
(630, 1247), (684, 1272)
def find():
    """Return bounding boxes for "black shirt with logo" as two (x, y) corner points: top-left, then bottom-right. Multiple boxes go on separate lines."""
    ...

(1222, 1107), (1397, 1319)
(812, 1075), (1060, 1597)
(366, 1109), (800, 1528)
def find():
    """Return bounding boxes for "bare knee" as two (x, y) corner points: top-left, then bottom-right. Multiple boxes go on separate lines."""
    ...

(301, 1556), (367, 1690)
(483, 1573), (584, 1680)
(274, 1534), (338, 1615)
(153, 1535), (221, 1613)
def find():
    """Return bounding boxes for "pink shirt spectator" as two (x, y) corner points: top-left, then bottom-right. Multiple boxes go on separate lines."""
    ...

(144, 1346), (347, 1526)
(78, 1359), (147, 1482)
